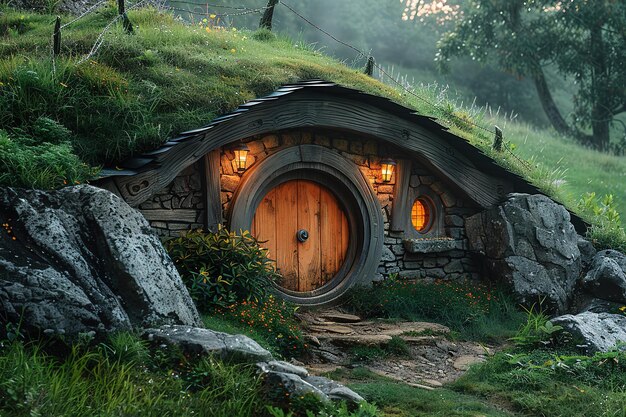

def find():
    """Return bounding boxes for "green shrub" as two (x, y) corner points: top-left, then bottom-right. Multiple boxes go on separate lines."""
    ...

(578, 192), (626, 252)
(165, 227), (281, 311)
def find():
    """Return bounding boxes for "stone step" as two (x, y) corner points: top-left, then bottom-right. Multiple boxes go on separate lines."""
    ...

(318, 312), (362, 323)
(310, 334), (393, 345)
(308, 324), (354, 335)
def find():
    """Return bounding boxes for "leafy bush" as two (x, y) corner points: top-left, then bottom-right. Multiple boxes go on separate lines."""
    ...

(345, 277), (525, 341)
(578, 192), (626, 252)
(165, 227), (281, 311)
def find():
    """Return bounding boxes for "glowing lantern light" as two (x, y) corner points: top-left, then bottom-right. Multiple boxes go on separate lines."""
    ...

(233, 143), (250, 172)
(380, 158), (396, 182)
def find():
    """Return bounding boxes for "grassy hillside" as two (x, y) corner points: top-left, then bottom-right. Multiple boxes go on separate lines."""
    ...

(0, 4), (624, 247)
(506, 122), (626, 220)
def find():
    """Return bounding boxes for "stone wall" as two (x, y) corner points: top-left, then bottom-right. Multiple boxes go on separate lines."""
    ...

(138, 161), (205, 237)
(138, 128), (482, 281)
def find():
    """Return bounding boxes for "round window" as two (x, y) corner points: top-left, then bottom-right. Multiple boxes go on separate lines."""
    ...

(411, 198), (431, 232)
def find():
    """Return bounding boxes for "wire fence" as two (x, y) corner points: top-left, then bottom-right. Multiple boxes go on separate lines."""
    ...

(48, 0), (532, 168)
(277, 0), (532, 168)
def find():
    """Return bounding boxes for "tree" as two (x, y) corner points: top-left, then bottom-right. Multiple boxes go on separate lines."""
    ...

(416, 0), (626, 151)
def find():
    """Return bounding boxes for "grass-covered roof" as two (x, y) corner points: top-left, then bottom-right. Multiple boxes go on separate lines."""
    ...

(0, 5), (506, 184)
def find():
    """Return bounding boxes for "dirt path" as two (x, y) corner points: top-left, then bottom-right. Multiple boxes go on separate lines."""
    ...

(297, 309), (495, 389)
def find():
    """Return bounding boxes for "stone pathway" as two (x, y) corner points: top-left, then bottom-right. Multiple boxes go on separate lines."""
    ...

(297, 310), (493, 388)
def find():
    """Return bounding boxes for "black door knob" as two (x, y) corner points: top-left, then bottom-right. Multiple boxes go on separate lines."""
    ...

(297, 229), (309, 242)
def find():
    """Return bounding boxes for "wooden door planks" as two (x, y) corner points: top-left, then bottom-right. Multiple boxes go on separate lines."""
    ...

(251, 179), (350, 293)
(320, 186), (348, 286)
(274, 182), (299, 291)
(297, 180), (322, 292)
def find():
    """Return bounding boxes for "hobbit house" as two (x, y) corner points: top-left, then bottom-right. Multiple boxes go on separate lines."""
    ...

(96, 80), (582, 306)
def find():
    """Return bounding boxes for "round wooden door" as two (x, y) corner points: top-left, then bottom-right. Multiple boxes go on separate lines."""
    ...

(251, 180), (350, 292)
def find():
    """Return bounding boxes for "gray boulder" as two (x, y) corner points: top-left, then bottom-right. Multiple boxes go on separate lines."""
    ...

(582, 250), (626, 304)
(262, 371), (329, 404)
(304, 375), (365, 405)
(577, 237), (597, 270)
(551, 312), (626, 353)
(466, 193), (581, 313)
(0, 185), (201, 338)
(143, 325), (273, 362)
(257, 360), (309, 378)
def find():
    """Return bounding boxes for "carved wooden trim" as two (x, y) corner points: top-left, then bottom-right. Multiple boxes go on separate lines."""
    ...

(108, 93), (512, 208)
(204, 149), (222, 232)
(390, 159), (412, 232)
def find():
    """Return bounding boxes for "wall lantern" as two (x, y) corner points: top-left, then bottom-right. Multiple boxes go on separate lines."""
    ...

(380, 158), (396, 182)
(233, 143), (250, 172)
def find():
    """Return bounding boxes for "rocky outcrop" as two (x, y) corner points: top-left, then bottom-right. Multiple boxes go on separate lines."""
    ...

(551, 312), (626, 353)
(143, 324), (365, 406)
(466, 193), (581, 313)
(0, 186), (201, 339)
(143, 325), (273, 363)
(582, 250), (626, 304)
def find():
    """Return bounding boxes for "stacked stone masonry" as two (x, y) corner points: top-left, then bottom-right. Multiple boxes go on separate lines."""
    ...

(138, 162), (205, 237)
(141, 129), (482, 281)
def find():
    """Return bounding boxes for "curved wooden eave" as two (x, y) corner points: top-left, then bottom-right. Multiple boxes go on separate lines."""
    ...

(95, 80), (542, 211)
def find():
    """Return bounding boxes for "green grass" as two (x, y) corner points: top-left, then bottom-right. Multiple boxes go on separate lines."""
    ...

(506, 122), (626, 221)
(345, 279), (526, 342)
(327, 367), (514, 417)
(453, 349), (626, 417)
(0, 332), (378, 417)
(0, 334), (266, 417)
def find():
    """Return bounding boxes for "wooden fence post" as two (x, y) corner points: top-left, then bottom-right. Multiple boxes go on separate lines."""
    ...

(259, 0), (279, 30)
(364, 56), (375, 77)
(493, 125), (503, 152)
(53, 16), (61, 56)
(118, 0), (125, 15)
(122, 13), (134, 34)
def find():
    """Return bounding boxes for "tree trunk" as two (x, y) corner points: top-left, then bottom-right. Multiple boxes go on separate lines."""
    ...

(589, 24), (611, 151)
(532, 68), (572, 137)
(259, 0), (279, 30)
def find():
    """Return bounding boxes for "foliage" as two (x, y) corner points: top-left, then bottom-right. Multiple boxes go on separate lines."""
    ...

(508, 303), (565, 349)
(345, 277), (525, 341)
(436, 0), (626, 150)
(208, 295), (307, 358)
(165, 227), (280, 311)
(578, 192), (626, 252)
(0, 334), (266, 417)
(0, 129), (96, 189)
(266, 401), (379, 417)
(454, 347), (626, 417)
